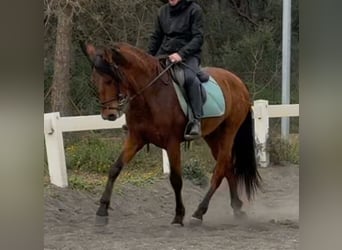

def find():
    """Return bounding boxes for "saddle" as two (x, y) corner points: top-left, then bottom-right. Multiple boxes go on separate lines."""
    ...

(157, 57), (225, 120)
(170, 63), (209, 105)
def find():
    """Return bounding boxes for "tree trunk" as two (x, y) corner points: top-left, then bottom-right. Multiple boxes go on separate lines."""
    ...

(51, 3), (73, 116)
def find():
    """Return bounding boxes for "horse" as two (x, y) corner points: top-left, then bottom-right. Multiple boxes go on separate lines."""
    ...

(82, 42), (261, 226)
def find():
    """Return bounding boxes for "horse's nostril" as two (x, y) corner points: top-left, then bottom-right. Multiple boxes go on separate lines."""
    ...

(107, 114), (117, 121)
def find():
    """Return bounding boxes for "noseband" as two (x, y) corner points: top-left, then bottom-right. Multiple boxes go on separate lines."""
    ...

(99, 94), (128, 112)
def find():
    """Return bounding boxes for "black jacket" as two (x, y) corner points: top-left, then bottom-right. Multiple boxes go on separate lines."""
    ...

(148, 0), (204, 60)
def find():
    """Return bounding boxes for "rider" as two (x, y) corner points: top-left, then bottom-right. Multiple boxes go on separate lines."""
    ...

(148, 0), (204, 139)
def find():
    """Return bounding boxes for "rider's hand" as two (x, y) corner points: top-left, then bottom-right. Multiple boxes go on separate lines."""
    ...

(169, 53), (182, 63)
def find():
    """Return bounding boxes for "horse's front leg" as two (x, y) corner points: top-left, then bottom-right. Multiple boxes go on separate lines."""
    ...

(96, 135), (143, 218)
(166, 142), (185, 226)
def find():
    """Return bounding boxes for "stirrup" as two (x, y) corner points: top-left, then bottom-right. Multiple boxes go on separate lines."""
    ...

(184, 120), (201, 140)
(184, 132), (201, 141)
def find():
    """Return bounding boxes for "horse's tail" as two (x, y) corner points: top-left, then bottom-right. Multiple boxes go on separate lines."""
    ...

(233, 109), (261, 200)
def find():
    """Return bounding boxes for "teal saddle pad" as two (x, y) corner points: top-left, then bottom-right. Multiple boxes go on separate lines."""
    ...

(173, 76), (225, 118)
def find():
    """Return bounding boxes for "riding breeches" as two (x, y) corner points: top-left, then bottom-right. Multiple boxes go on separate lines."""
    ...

(181, 57), (203, 119)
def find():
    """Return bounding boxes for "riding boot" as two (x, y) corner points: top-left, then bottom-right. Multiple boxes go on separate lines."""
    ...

(189, 119), (201, 137)
(185, 79), (203, 140)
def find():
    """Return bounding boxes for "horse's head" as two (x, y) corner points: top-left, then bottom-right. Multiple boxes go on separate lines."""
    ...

(82, 42), (165, 121)
(82, 43), (133, 121)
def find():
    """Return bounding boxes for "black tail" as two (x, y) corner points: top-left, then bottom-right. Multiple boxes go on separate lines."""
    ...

(233, 109), (261, 200)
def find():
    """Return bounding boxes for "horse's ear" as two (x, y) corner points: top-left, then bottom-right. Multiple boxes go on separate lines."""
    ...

(111, 47), (129, 66)
(79, 41), (96, 63)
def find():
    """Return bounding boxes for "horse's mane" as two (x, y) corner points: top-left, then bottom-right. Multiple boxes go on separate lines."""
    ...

(93, 42), (160, 83)
(113, 42), (158, 69)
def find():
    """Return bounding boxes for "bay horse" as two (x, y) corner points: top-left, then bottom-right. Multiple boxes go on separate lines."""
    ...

(82, 42), (261, 226)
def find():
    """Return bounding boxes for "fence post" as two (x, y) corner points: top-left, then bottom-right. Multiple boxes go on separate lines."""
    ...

(162, 149), (170, 174)
(253, 100), (269, 167)
(44, 112), (68, 187)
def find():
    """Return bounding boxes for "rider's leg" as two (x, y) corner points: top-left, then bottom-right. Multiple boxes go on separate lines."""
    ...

(183, 57), (202, 139)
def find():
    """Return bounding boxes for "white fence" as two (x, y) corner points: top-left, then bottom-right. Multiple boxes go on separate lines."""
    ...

(44, 100), (299, 188)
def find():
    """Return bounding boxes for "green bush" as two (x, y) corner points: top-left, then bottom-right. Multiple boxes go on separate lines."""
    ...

(63, 135), (164, 189)
(69, 175), (95, 192)
(268, 134), (299, 165)
(65, 134), (163, 174)
(65, 136), (123, 173)
(183, 158), (208, 187)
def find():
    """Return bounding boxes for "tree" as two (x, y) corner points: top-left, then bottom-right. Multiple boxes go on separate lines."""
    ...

(45, 0), (79, 115)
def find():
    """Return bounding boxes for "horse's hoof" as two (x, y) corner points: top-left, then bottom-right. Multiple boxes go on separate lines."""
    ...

(171, 217), (184, 227)
(171, 220), (184, 227)
(95, 215), (109, 226)
(171, 222), (183, 227)
(234, 210), (247, 220)
(189, 216), (203, 226)
(96, 207), (109, 217)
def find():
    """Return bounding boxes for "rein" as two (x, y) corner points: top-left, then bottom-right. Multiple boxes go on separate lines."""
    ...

(101, 61), (174, 112)
(128, 61), (174, 102)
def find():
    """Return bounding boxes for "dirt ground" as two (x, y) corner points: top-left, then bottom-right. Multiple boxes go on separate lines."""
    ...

(44, 165), (299, 250)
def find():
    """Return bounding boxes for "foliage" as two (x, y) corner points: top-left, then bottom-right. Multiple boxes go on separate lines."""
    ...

(66, 165), (162, 192)
(64, 133), (164, 190)
(116, 164), (161, 187)
(65, 133), (163, 173)
(224, 23), (281, 101)
(268, 133), (299, 165)
(181, 140), (214, 187)
(65, 135), (123, 173)
(183, 158), (209, 187)
(69, 174), (98, 192)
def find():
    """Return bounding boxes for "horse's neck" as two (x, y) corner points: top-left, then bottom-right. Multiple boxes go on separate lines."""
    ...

(129, 85), (169, 115)
(126, 70), (174, 122)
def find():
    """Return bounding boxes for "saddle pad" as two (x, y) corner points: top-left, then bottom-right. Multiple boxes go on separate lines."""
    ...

(173, 76), (225, 118)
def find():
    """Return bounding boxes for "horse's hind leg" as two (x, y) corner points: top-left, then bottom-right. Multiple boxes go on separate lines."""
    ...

(225, 168), (246, 219)
(191, 131), (232, 222)
(166, 142), (185, 226)
(191, 161), (225, 222)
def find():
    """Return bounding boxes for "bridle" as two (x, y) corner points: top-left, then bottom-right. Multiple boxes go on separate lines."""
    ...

(93, 54), (126, 111)
(95, 56), (174, 113)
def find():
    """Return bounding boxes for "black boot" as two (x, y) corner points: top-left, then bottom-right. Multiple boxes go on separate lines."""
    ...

(189, 119), (201, 137)
(184, 79), (203, 140)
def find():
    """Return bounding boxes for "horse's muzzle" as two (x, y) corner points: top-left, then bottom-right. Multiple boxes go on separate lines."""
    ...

(102, 113), (117, 121)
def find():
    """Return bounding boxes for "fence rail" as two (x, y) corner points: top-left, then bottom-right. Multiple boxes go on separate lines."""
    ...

(44, 100), (299, 187)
